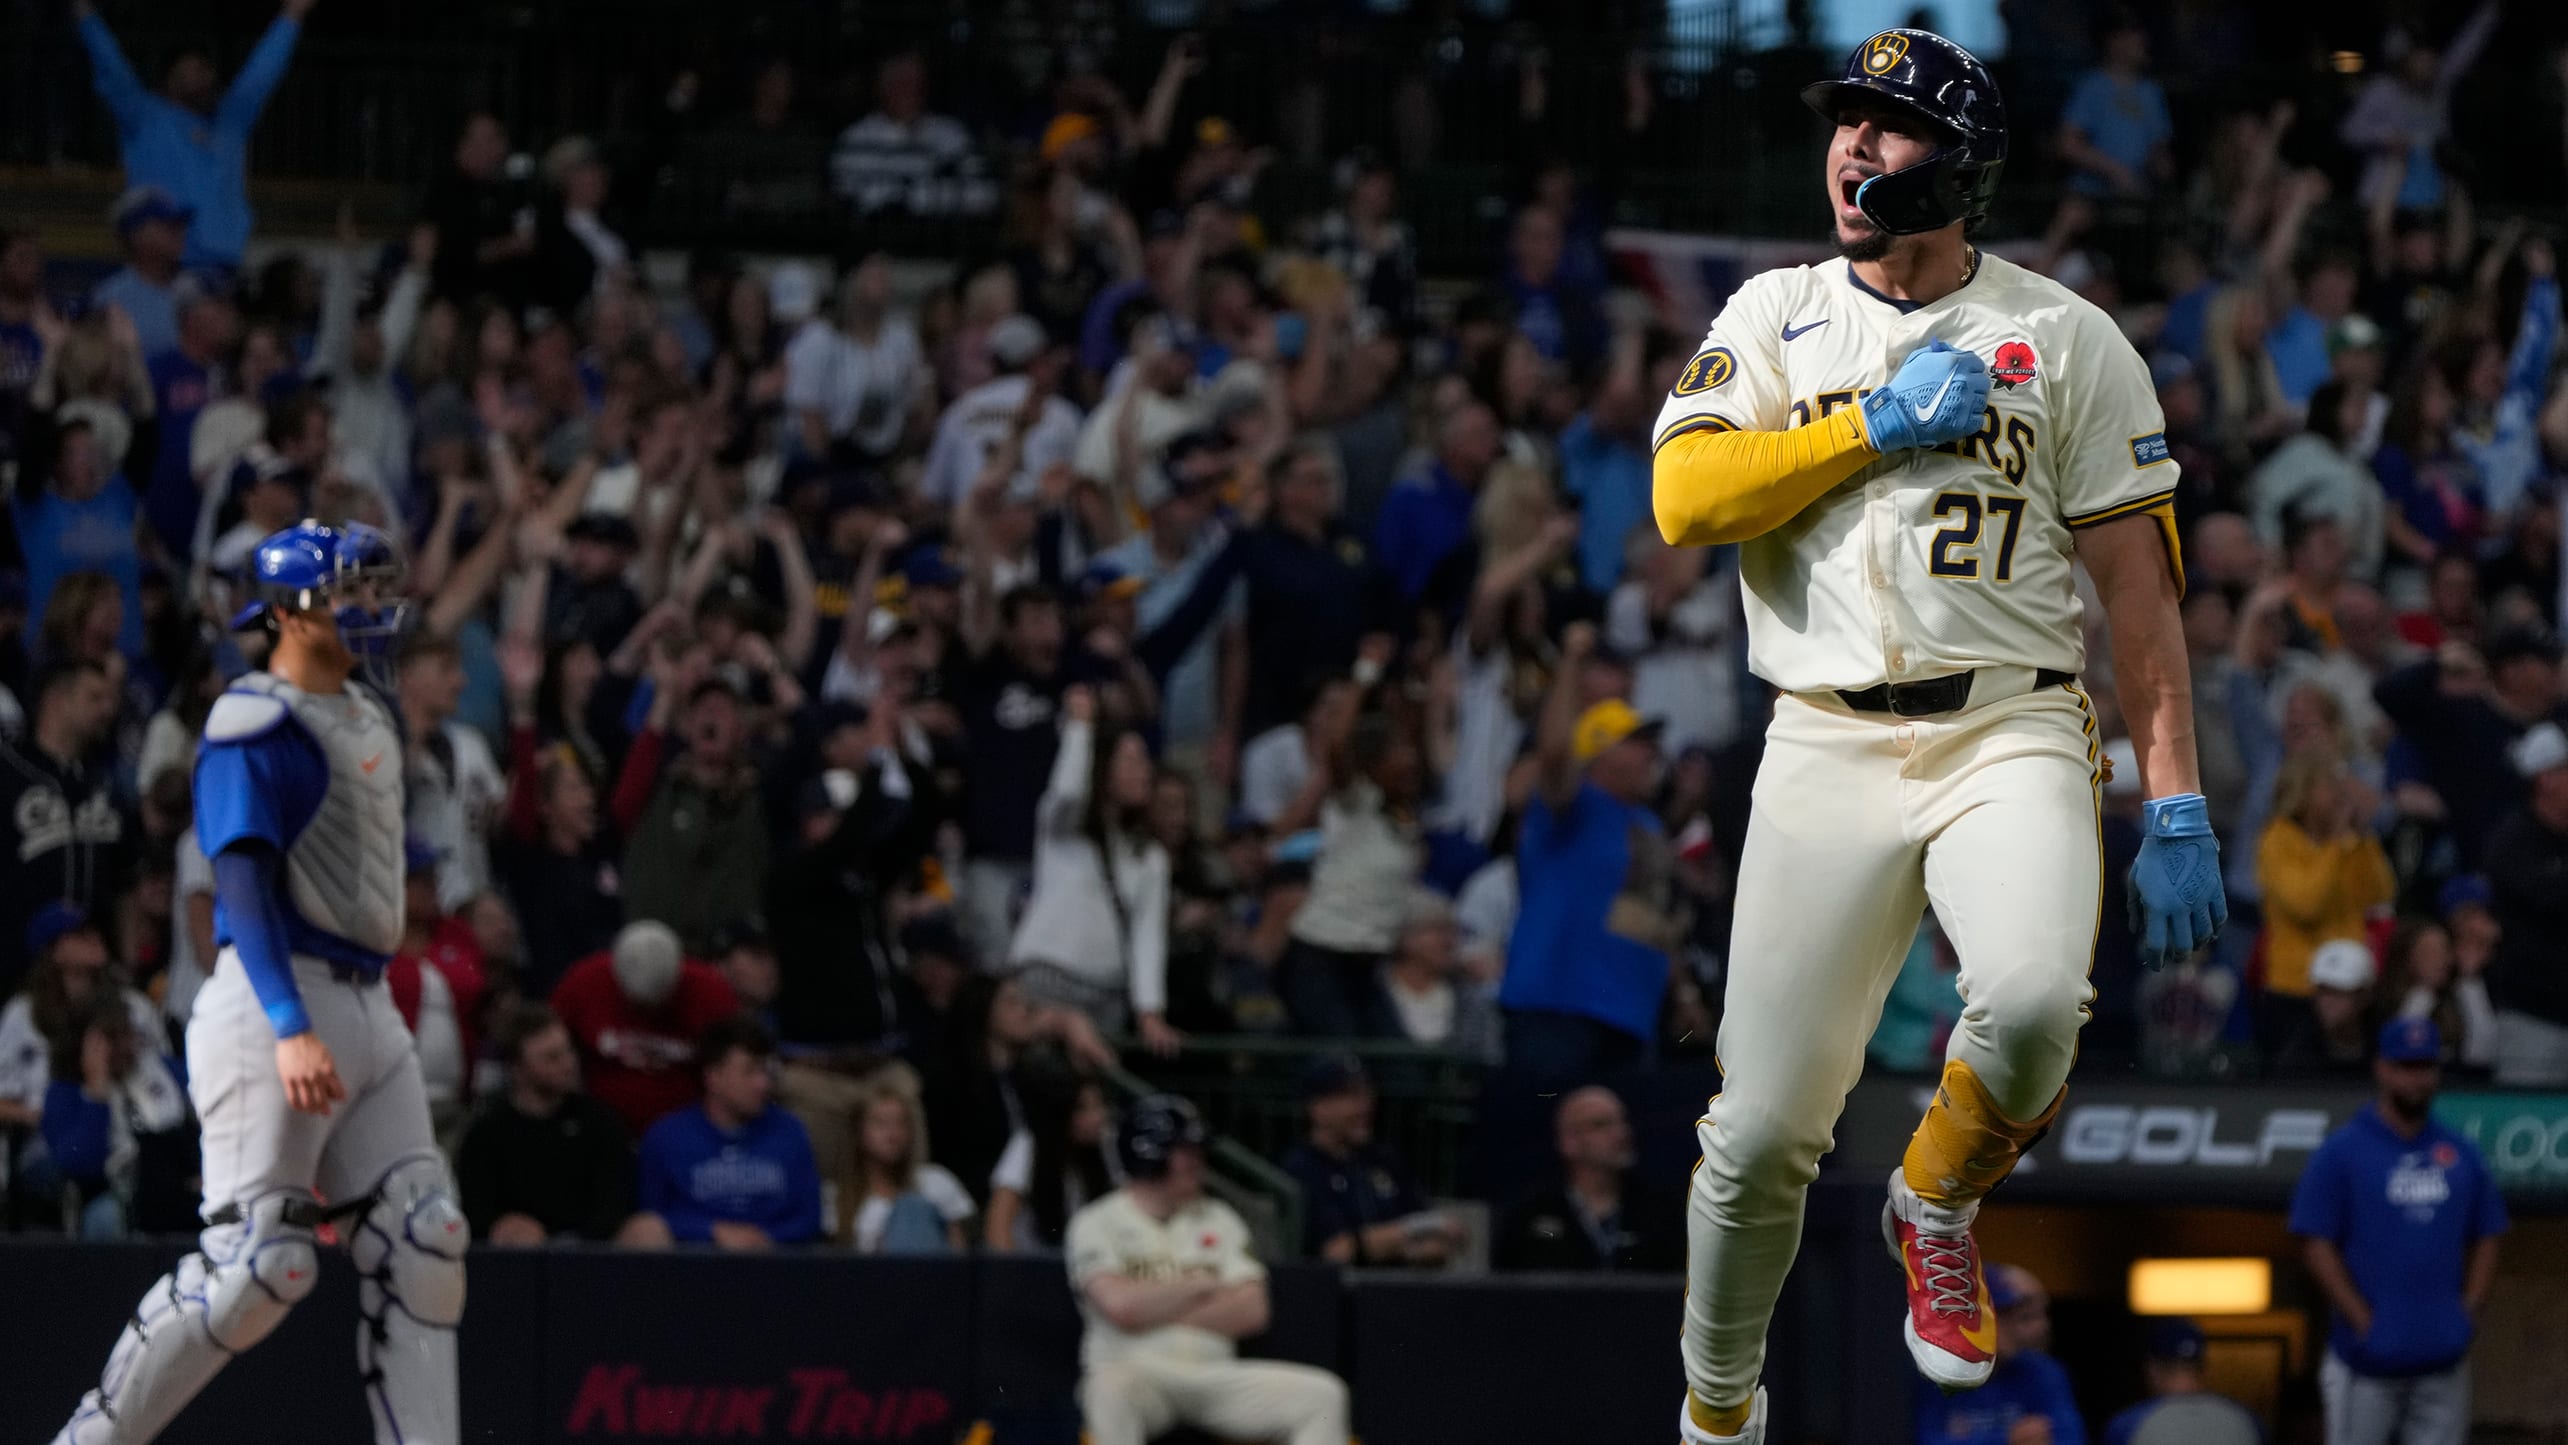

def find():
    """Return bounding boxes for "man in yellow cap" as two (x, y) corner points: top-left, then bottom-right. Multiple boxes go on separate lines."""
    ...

(1498, 620), (1698, 1085)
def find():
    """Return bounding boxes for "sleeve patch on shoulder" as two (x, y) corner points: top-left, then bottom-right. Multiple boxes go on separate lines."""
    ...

(1673, 348), (1737, 395)
(203, 692), (290, 745)
(2130, 432), (2171, 468)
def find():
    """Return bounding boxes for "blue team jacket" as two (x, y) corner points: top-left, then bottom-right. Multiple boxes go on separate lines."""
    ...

(636, 1104), (824, 1245)
(78, 12), (303, 268)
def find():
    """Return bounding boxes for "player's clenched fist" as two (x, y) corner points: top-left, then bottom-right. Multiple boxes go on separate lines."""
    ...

(276, 1033), (348, 1116)
(1858, 339), (1992, 454)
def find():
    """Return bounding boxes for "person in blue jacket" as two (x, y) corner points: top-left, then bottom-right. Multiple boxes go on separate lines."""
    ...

(1914, 1264), (2087, 1445)
(2288, 1016), (2506, 1445)
(630, 1014), (824, 1250)
(73, 0), (315, 272)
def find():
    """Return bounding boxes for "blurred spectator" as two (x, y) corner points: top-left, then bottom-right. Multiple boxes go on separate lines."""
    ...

(1304, 151), (1418, 332)
(1501, 624), (1691, 1084)
(2278, 938), (2384, 1077)
(829, 52), (997, 220)
(2291, 1017), (2505, 1445)
(1095, 431), (1240, 778)
(1068, 1095), (1350, 1445)
(629, 1015), (823, 1250)
(2485, 722), (2568, 1084)
(139, 289), (236, 560)
(455, 1004), (639, 1246)
(985, 1074), (1113, 1252)
(422, 113), (534, 308)
(613, 671), (769, 952)
(1485, 206), (1603, 369)
(1280, 1054), (1462, 1267)
(920, 318), (1080, 511)
(1374, 401), (1499, 600)
(1006, 688), (1175, 1046)
(397, 634), (504, 913)
(550, 920), (742, 1136)
(2255, 749), (2395, 1053)
(0, 906), (163, 1139)
(496, 666), (624, 997)
(0, 228), (49, 446)
(922, 971), (1114, 1211)
(73, 0), (311, 271)
(1276, 712), (1424, 1036)
(2448, 240), (2559, 525)
(2100, 1320), (2261, 1445)
(785, 256), (927, 466)
(838, 1071), (972, 1254)
(2250, 385), (2385, 582)
(1493, 1085), (1682, 1272)
(1222, 440), (1395, 745)
(1611, 540), (1743, 758)
(767, 701), (918, 1053)
(2373, 628), (2562, 865)
(2055, 17), (2173, 200)
(385, 840), (488, 1132)
(2382, 917), (2496, 1073)
(0, 661), (129, 997)
(1237, 675), (1355, 829)
(1367, 886), (1500, 1063)
(15, 423), (145, 664)
(36, 982), (192, 1238)
(1914, 1264), (2087, 1445)
(90, 187), (193, 361)
(2338, 4), (2499, 215)
(530, 136), (628, 315)
(951, 591), (1072, 955)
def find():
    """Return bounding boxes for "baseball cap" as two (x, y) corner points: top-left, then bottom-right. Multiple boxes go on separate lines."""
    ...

(2309, 938), (2377, 992)
(112, 185), (194, 235)
(1986, 1265), (2035, 1312)
(1078, 556), (1145, 605)
(2437, 873), (2493, 915)
(767, 262), (822, 325)
(2378, 1014), (2443, 1064)
(987, 314), (1048, 368)
(901, 545), (964, 591)
(402, 835), (442, 876)
(2509, 721), (2568, 779)
(1298, 1052), (1370, 1101)
(564, 512), (641, 550)
(2327, 313), (2385, 356)
(1572, 698), (1664, 765)
(2145, 1319), (2207, 1364)
(24, 901), (96, 960)
(1040, 111), (1101, 163)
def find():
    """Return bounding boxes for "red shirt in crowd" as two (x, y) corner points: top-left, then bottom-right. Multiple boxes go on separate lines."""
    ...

(388, 918), (490, 1068)
(548, 948), (741, 1136)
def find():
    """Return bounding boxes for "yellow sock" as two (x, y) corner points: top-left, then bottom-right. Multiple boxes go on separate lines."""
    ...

(1902, 1059), (2064, 1208)
(1688, 1392), (1752, 1437)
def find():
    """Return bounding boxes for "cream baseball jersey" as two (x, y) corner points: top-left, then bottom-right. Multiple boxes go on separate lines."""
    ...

(1066, 1189), (1267, 1368)
(1651, 252), (2178, 695)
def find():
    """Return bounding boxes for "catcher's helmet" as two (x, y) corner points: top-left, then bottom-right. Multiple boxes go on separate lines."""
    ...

(1116, 1094), (1208, 1182)
(1802, 29), (2007, 237)
(229, 519), (411, 689)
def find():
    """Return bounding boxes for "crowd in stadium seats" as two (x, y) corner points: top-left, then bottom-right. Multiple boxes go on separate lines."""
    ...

(0, 0), (2565, 1254)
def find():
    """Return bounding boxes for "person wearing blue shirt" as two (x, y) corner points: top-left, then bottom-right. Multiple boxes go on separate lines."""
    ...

(88, 187), (193, 362)
(2289, 1016), (2505, 1445)
(1500, 623), (1695, 1085)
(2101, 1320), (2263, 1445)
(1561, 335), (1685, 596)
(630, 1015), (825, 1250)
(1914, 1264), (2088, 1445)
(13, 418), (145, 660)
(1373, 401), (1499, 601)
(2055, 22), (2171, 199)
(74, 0), (313, 272)
(139, 292), (235, 561)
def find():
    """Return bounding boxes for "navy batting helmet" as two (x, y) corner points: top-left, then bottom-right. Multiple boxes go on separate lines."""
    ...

(1803, 29), (2007, 237)
(1116, 1094), (1208, 1182)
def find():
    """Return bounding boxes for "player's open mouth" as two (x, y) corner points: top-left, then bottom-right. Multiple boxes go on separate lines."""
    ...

(1836, 171), (1874, 223)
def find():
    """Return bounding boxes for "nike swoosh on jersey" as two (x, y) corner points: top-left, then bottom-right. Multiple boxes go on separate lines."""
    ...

(361, 753), (383, 774)
(1912, 373), (1957, 421)
(1781, 318), (1830, 341)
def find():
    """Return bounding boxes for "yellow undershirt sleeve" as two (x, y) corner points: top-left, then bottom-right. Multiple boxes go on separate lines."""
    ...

(1651, 409), (1879, 547)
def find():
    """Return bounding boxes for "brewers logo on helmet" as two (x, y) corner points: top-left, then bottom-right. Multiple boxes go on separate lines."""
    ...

(1803, 29), (2008, 236)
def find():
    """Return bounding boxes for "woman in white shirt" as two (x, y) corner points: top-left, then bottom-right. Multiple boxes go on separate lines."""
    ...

(1005, 687), (1176, 1049)
(1276, 712), (1426, 1034)
(983, 1077), (1113, 1253)
(839, 1073), (975, 1253)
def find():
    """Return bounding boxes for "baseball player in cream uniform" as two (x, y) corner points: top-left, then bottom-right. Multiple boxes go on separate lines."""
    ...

(1067, 1095), (1350, 1445)
(1650, 31), (2228, 1445)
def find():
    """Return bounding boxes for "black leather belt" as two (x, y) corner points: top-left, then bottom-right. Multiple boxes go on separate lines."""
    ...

(1837, 667), (2074, 717)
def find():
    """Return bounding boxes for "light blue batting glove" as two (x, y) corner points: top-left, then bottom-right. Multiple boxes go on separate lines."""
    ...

(2126, 793), (2228, 970)
(1858, 339), (1993, 454)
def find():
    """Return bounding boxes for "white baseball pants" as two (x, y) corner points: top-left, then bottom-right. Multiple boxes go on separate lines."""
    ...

(1080, 1356), (1350, 1445)
(1683, 683), (2104, 1408)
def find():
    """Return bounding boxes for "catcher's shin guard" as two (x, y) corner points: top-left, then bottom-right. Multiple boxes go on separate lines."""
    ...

(351, 1153), (469, 1445)
(54, 1189), (322, 1445)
